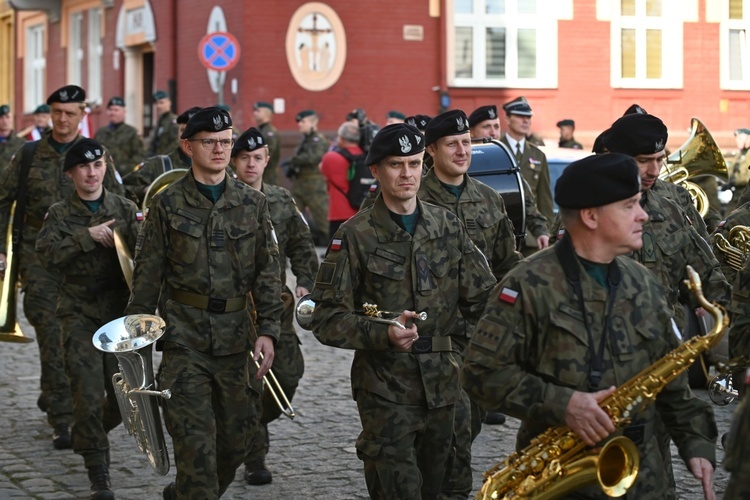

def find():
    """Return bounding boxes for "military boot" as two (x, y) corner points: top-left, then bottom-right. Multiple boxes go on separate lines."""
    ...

(52, 423), (72, 449)
(87, 464), (114, 500)
(162, 482), (176, 500)
(245, 459), (272, 485)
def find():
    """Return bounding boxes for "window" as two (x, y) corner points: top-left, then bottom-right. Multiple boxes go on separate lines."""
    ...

(68, 11), (83, 87)
(449, 0), (558, 88)
(721, 0), (750, 89)
(87, 8), (103, 104)
(24, 24), (46, 112)
(610, 0), (683, 88)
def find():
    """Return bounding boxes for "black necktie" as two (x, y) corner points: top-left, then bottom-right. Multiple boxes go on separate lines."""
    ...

(515, 143), (522, 164)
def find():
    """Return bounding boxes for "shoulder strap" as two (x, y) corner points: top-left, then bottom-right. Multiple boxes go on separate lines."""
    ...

(161, 155), (173, 172)
(12, 141), (39, 246)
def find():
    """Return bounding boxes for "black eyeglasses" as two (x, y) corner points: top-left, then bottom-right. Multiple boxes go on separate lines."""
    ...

(189, 138), (234, 151)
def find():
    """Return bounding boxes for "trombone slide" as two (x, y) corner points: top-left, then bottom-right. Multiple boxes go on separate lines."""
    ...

(250, 350), (296, 419)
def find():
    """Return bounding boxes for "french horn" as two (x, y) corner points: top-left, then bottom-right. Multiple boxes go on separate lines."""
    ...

(142, 168), (188, 211)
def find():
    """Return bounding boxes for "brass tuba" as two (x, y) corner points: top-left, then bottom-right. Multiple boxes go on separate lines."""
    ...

(142, 168), (188, 211)
(660, 118), (728, 217)
(0, 202), (33, 343)
(477, 265), (728, 499)
(714, 225), (750, 272)
(93, 314), (172, 475)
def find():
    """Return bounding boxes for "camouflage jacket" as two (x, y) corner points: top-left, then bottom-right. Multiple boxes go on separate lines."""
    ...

(290, 130), (328, 175)
(652, 178), (710, 241)
(633, 189), (730, 309)
(728, 258), (750, 359)
(146, 112), (179, 157)
(461, 244), (717, 498)
(711, 201), (750, 286)
(558, 138), (583, 149)
(0, 133), (123, 257)
(122, 147), (191, 205)
(259, 122), (281, 171)
(310, 196), (496, 408)
(0, 133), (24, 171)
(500, 136), (554, 222)
(418, 168), (521, 280)
(125, 169), (282, 355)
(262, 183), (318, 288)
(35, 189), (140, 312)
(94, 122), (145, 176)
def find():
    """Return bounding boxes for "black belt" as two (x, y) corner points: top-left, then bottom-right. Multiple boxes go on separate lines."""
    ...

(396, 336), (452, 354)
(63, 275), (128, 292)
(170, 289), (247, 313)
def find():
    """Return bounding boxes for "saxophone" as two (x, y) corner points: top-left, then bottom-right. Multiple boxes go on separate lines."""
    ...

(478, 265), (728, 500)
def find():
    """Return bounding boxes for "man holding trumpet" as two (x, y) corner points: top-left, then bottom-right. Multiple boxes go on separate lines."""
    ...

(309, 122), (496, 499)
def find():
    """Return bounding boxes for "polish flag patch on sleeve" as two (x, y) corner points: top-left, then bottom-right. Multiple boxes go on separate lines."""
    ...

(136, 211), (144, 221)
(499, 287), (519, 305)
(330, 238), (342, 251)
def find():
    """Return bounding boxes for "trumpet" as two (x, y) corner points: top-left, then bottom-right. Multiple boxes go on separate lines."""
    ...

(250, 350), (295, 419)
(295, 295), (427, 331)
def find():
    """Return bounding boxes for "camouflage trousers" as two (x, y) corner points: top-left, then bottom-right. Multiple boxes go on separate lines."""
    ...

(20, 259), (72, 427)
(62, 320), (121, 467)
(441, 337), (484, 499)
(245, 297), (304, 465)
(159, 348), (250, 500)
(355, 390), (455, 500)
(725, 375), (750, 500)
(292, 173), (329, 246)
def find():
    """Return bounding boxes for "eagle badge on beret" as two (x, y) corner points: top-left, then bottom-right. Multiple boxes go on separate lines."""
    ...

(456, 117), (465, 132)
(655, 139), (664, 151)
(59, 90), (69, 102)
(399, 135), (412, 153)
(84, 150), (95, 160)
(247, 137), (257, 149)
(488, 108), (496, 119)
(213, 115), (222, 130)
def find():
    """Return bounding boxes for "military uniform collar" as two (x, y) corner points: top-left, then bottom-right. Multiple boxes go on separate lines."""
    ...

(181, 168), (244, 210)
(422, 168), (483, 203)
(370, 195), (442, 243)
(70, 188), (114, 214)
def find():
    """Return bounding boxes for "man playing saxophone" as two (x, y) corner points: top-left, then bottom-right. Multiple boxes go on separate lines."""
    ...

(36, 138), (141, 499)
(462, 153), (718, 499)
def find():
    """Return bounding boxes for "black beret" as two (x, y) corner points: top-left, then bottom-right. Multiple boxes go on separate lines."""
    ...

(555, 153), (640, 209)
(603, 114), (668, 157)
(405, 114), (432, 132)
(592, 129), (610, 154)
(468, 105), (499, 127)
(735, 128), (750, 136)
(47, 85), (86, 105)
(64, 138), (105, 172)
(180, 107), (232, 139)
(364, 123), (425, 166)
(296, 110), (317, 121)
(0, 105), (9, 117)
(424, 110), (471, 146)
(623, 103), (648, 116)
(176, 107), (202, 125)
(557, 119), (575, 128)
(107, 97), (125, 107)
(152, 90), (169, 101)
(502, 96), (533, 116)
(387, 110), (406, 120)
(232, 127), (266, 157)
(33, 104), (51, 114)
(254, 101), (273, 111)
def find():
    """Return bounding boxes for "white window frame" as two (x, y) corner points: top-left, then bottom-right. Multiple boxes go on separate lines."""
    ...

(448, 0), (559, 88)
(610, 0), (684, 89)
(720, 0), (750, 90)
(87, 8), (103, 105)
(24, 24), (46, 113)
(68, 11), (84, 88)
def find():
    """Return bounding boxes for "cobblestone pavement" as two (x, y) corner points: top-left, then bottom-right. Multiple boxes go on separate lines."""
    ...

(0, 299), (737, 499)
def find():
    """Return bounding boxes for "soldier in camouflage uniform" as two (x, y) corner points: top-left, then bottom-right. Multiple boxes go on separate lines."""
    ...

(500, 97), (554, 254)
(469, 104), (550, 251)
(419, 110), (520, 499)
(0, 85), (122, 450)
(0, 104), (25, 169)
(145, 90), (179, 158)
(556, 119), (583, 149)
(462, 153), (718, 500)
(724, 368), (750, 499)
(232, 127), (319, 485)
(310, 123), (496, 499)
(122, 107), (199, 206)
(287, 110), (330, 246)
(36, 138), (141, 500)
(253, 102), (281, 186)
(94, 97), (145, 176)
(711, 202), (750, 287)
(125, 108), (283, 500)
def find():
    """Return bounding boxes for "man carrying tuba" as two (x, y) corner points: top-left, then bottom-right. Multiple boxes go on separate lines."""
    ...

(462, 154), (718, 499)
(36, 138), (142, 499)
